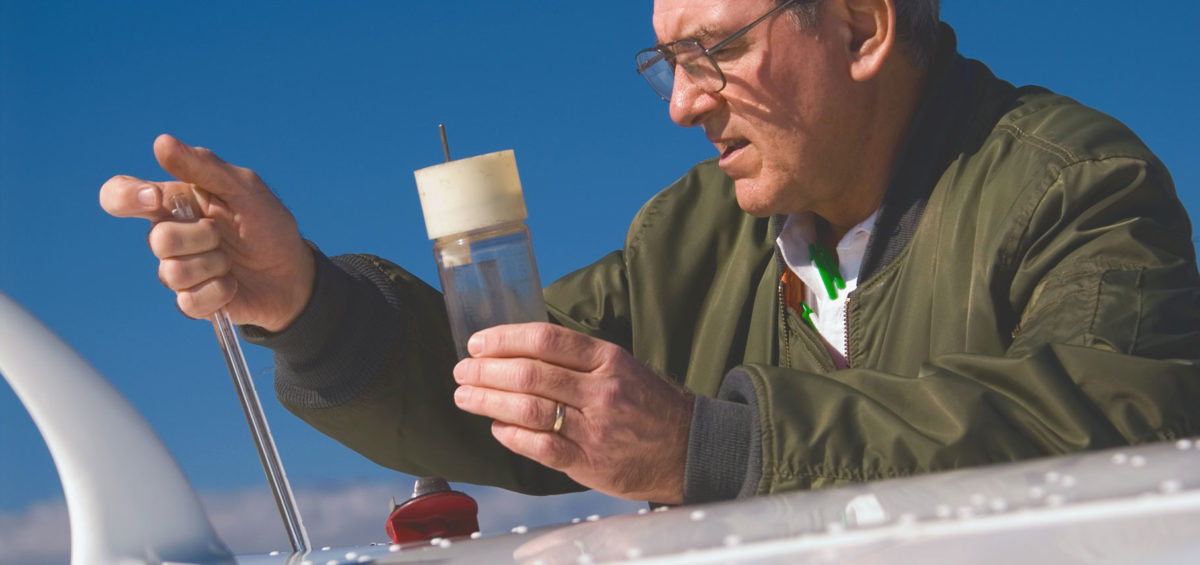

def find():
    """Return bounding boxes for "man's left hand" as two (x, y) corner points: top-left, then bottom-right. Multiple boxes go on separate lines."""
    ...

(452, 323), (693, 504)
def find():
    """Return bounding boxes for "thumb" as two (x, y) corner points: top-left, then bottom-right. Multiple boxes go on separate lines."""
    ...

(153, 133), (238, 195)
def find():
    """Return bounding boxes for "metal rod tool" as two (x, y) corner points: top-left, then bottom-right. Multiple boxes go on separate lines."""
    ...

(169, 192), (311, 554)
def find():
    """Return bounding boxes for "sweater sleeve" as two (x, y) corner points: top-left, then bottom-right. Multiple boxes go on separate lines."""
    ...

(244, 248), (583, 495)
(683, 378), (762, 503)
(243, 249), (405, 408)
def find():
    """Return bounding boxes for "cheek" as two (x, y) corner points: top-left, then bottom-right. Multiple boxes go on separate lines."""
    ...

(750, 134), (798, 182)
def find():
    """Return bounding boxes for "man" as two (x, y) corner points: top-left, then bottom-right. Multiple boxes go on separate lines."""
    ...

(99, 0), (1200, 506)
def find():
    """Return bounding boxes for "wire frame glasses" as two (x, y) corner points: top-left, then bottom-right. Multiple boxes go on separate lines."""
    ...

(635, 0), (801, 102)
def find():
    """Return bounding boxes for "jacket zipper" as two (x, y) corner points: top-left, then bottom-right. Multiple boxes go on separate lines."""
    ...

(778, 276), (792, 368)
(843, 293), (852, 367)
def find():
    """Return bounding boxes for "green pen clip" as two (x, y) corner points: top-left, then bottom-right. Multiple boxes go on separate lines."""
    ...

(809, 243), (845, 300)
(800, 302), (815, 329)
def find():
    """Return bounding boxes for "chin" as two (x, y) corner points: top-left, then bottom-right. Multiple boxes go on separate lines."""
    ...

(733, 180), (782, 218)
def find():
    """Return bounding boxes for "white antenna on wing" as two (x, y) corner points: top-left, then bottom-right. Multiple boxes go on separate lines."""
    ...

(0, 290), (235, 565)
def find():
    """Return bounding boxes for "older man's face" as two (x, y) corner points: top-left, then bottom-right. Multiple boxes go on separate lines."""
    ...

(653, 0), (864, 218)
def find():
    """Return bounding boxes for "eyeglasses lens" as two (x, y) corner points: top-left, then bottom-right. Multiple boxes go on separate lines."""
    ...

(636, 51), (674, 101)
(636, 41), (724, 102)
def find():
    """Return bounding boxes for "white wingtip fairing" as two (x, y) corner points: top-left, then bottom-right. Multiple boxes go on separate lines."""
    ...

(0, 290), (235, 565)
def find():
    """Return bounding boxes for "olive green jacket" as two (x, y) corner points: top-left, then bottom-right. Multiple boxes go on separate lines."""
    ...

(259, 35), (1200, 503)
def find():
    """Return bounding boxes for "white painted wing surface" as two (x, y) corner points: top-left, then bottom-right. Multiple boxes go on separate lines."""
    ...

(240, 439), (1200, 565)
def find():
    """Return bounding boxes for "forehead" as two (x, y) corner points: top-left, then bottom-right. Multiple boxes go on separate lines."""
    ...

(652, 0), (775, 44)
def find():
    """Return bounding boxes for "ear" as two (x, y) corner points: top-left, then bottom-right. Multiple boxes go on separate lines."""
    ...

(842, 0), (895, 82)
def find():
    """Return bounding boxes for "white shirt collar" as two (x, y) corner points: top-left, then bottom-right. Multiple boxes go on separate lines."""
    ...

(776, 210), (880, 290)
(775, 209), (880, 365)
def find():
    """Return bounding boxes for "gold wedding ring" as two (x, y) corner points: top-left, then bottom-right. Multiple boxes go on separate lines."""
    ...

(552, 402), (566, 434)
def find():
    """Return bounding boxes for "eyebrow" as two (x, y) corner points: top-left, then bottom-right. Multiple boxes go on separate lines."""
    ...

(656, 23), (726, 48)
(690, 25), (724, 45)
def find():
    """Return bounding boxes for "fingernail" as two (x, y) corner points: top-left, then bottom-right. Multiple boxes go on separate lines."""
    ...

(454, 386), (470, 405)
(467, 332), (484, 356)
(137, 186), (159, 208)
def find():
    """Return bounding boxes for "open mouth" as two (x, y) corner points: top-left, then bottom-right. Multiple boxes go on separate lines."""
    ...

(720, 140), (748, 163)
(721, 139), (749, 160)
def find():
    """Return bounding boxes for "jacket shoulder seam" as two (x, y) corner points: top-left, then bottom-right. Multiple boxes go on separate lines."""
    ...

(995, 122), (1078, 164)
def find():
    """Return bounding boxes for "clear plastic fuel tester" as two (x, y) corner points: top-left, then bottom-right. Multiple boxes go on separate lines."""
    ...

(414, 126), (548, 358)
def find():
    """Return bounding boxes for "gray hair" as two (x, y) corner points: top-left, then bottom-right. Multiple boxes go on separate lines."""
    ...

(782, 0), (941, 68)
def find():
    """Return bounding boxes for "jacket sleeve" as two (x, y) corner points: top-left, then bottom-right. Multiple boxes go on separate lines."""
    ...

(689, 155), (1200, 501)
(246, 250), (588, 495)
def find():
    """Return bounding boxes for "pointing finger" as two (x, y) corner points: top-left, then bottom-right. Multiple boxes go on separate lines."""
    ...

(153, 133), (248, 198)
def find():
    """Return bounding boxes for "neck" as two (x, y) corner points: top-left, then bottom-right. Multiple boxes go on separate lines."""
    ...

(821, 57), (928, 242)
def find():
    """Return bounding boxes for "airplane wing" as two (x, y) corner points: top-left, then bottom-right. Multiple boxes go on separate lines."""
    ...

(4, 287), (1200, 564)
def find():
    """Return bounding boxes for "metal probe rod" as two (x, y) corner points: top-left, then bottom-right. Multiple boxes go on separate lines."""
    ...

(169, 192), (311, 555)
(439, 123), (451, 162)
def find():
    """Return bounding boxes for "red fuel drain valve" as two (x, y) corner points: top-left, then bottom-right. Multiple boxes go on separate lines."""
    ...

(386, 476), (480, 544)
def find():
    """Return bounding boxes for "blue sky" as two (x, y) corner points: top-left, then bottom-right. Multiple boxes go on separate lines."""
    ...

(2, 0), (1197, 560)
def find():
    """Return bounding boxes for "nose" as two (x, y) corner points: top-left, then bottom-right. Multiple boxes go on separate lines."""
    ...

(668, 73), (722, 128)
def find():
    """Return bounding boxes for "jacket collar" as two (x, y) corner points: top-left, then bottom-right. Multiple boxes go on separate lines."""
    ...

(857, 23), (979, 281)
(770, 24), (993, 280)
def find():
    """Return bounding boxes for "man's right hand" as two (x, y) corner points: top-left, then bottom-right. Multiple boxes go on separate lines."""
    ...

(99, 134), (315, 332)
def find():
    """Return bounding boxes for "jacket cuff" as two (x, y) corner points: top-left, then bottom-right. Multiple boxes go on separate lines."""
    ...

(242, 248), (403, 408)
(683, 368), (763, 503)
(240, 246), (338, 361)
